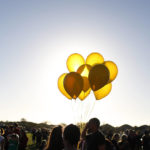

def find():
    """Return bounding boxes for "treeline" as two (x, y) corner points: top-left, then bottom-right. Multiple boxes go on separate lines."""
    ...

(100, 124), (150, 136)
(0, 121), (55, 131)
(0, 121), (150, 134)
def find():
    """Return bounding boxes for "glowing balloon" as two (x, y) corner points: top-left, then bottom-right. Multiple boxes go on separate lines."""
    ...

(94, 83), (112, 100)
(88, 64), (110, 91)
(58, 52), (118, 102)
(82, 77), (90, 92)
(64, 72), (83, 99)
(67, 53), (85, 72)
(77, 64), (92, 78)
(86, 52), (104, 66)
(104, 61), (118, 82)
(77, 65), (91, 100)
(78, 77), (91, 100)
(79, 88), (91, 100)
(58, 73), (72, 99)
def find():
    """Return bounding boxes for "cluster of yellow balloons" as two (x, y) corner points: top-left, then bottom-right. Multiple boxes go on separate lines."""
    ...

(58, 52), (118, 100)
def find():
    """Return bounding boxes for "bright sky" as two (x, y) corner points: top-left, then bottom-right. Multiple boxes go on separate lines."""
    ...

(0, 0), (150, 127)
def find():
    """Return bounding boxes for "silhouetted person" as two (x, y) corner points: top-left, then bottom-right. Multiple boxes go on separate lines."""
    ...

(128, 130), (137, 150)
(3, 126), (9, 150)
(118, 134), (130, 150)
(44, 126), (64, 150)
(134, 131), (142, 150)
(81, 118), (105, 150)
(36, 129), (42, 148)
(0, 129), (5, 150)
(106, 131), (113, 141)
(63, 124), (80, 150)
(18, 129), (28, 150)
(32, 128), (36, 144)
(111, 133), (120, 150)
(13, 123), (20, 136)
(142, 130), (150, 150)
(7, 133), (19, 150)
(42, 129), (49, 141)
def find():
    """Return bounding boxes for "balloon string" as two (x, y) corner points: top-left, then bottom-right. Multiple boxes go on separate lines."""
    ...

(84, 101), (90, 122)
(80, 100), (85, 132)
(71, 100), (75, 124)
(83, 96), (96, 123)
(71, 99), (78, 125)
(71, 97), (95, 127)
(86, 100), (96, 121)
(75, 99), (79, 125)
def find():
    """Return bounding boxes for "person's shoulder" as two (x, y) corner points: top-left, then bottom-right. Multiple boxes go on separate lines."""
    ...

(86, 130), (105, 140)
(86, 132), (92, 140)
(94, 131), (105, 144)
(95, 130), (105, 138)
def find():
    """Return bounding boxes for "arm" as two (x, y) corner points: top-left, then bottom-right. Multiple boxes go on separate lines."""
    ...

(81, 123), (89, 140)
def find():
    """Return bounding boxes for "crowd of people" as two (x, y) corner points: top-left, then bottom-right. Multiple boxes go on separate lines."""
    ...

(0, 123), (28, 150)
(0, 118), (150, 150)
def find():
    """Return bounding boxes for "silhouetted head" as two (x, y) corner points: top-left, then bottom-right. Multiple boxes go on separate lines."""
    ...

(125, 129), (129, 135)
(50, 126), (62, 140)
(121, 134), (127, 142)
(63, 124), (80, 148)
(45, 125), (64, 150)
(112, 133), (120, 141)
(129, 130), (136, 138)
(88, 118), (100, 133)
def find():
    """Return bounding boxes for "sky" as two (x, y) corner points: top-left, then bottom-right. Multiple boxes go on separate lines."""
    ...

(0, 0), (150, 127)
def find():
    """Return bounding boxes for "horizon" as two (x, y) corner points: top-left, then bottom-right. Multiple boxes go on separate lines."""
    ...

(0, 119), (149, 128)
(0, 0), (150, 127)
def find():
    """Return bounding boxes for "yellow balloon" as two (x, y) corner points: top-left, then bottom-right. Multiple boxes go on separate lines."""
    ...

(88, 64), (110, 91)
(64, 72), (83, 99)
(104, 61), (118, 82)
(77, 65), (91, 100)
(82, 77), (90, 92)
(58, 73), (72, 99)
(79, 88), (91, 101)
(77, 64), (91, 78)
(86, 52), (104, 66)
(67, 53), (85, 72)
(94, 83), (112, 100)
